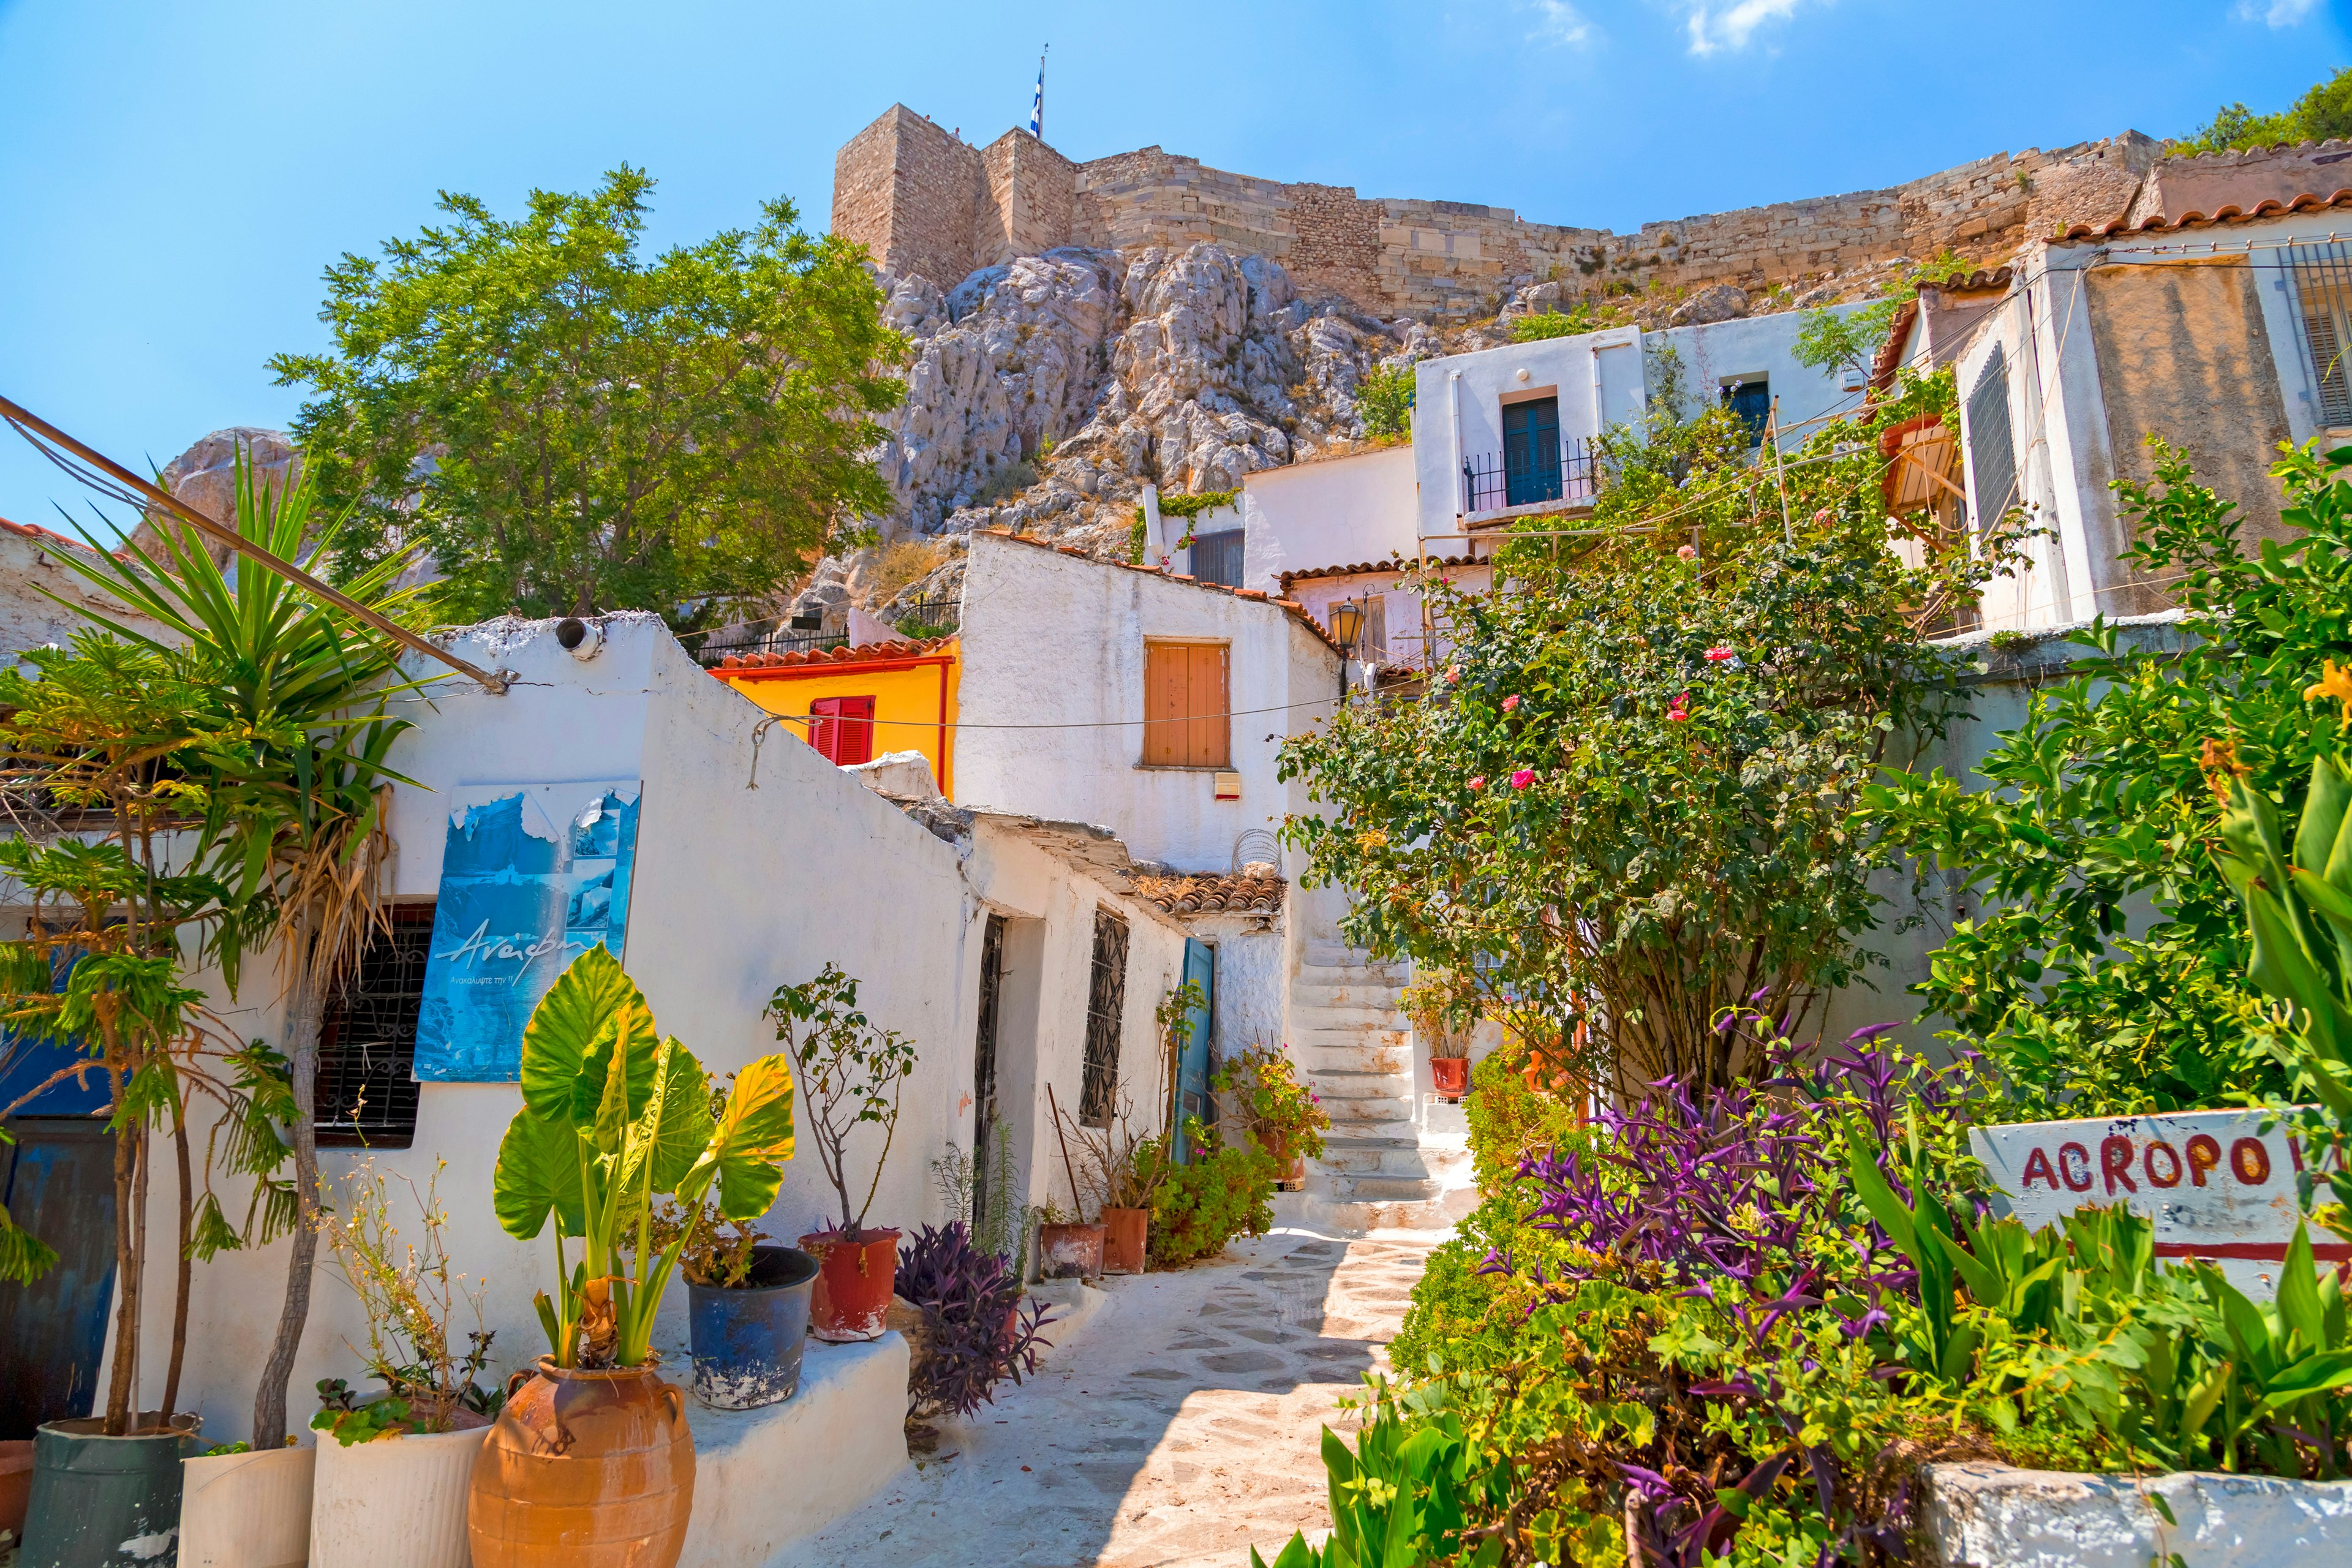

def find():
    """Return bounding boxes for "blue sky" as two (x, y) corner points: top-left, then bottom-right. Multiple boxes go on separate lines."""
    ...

(0, 0), (2342, 526)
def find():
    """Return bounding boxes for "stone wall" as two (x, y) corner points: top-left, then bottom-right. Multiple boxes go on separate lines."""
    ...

(978, 130), (1077, 270)
(831, 105), (977, 298)
(836, 105), (2178, 315)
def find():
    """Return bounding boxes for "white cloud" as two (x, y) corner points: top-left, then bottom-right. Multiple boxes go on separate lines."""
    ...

(1683, 0), (1808, 55)
(2234, 0), (2318, 26)
(1523, 0), (1595, 45)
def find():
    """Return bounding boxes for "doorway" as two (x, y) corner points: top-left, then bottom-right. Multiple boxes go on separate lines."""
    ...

(0, 1117), (118, 1436)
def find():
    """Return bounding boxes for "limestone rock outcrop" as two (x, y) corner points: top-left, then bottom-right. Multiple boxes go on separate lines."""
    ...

(137, 428), (300, 562)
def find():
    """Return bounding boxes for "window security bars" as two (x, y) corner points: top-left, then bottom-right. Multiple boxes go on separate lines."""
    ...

(1965, 345), (2018, 534)
(972, 913), (1005, 1234)
(316, 903), (436, 1148)
(1079, 908), (1129, 1128)
(2288, 243), (2352, 429)
(1462, 436), (1600, 514)
(1188, 530), (1246, 588)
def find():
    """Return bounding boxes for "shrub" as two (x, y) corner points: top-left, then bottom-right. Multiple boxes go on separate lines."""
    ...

(1355, 364), (1415, 440)
(1145, 1136), (1277, 1266)
(1213, 1045), (1330, 1161)
(893, 1221), (1055, 1419)
(1462, 1041), (1586, 1193)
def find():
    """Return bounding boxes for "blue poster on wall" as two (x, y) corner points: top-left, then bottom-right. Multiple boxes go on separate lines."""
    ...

(413, 782), (643, 1083)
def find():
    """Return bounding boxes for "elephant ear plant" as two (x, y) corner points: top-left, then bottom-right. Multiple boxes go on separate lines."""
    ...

(493, 946), (795, 1366)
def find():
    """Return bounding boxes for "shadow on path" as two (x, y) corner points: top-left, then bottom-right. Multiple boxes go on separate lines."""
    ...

(778, 1225), (1439, 1568)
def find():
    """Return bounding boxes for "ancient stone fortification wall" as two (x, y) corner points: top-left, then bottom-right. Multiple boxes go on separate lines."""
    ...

(837, 105), (2168, 316)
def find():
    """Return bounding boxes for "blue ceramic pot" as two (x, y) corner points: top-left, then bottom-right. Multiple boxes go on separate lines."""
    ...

(685, 1245), (820, 1410)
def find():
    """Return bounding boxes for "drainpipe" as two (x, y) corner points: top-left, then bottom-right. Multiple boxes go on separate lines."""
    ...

(1141, 481), (1165, 565)
(1448, 371), (1464, 518)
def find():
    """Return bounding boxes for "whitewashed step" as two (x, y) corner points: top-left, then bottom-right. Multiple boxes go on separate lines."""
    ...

(1296, 1043), (1404, 1076)
(1316, 1137), (1434, 1177)
(1311, 1069), (1411, 1102)
(1305, 941), (1406, 970)
(1292, 1000), (1406, 1027)
(1292, 981), (1409, 1009)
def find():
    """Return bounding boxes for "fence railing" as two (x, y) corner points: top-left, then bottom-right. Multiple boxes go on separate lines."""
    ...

(687, 624), (848, 669)
(888, 597), (961, 635)
(1463, 436), (1600, 514)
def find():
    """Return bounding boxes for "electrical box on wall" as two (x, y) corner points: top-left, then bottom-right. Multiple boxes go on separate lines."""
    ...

(1213, 771), (1242, 800)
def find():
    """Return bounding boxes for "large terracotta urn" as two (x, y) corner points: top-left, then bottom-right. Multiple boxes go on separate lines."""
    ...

(467, 1359), (694, 1568)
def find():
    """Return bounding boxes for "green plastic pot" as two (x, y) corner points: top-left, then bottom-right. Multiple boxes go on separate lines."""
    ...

(20, 1415), (200, 1568)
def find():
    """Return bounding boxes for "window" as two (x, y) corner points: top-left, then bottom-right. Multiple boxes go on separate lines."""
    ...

(807, 695), (875, 766)
(1189, 530), (1245, 588)
(1079, 908), (1129, 1128)
(1501, 397), (1562, 506)
(1722, 378), (1771, 445)
(1965, 346), (2017, 531)
(2289, 243), (2352, 429)
(316, 903), (435, 1148)
(1142, 642), (1229, 768)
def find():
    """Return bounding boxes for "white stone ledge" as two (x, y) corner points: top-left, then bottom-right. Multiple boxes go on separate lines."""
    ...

(1922, 1460), (2352, 1567)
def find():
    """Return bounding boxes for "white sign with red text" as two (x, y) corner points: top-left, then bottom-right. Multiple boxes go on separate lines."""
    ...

(1969, 1109), (2346, 1298)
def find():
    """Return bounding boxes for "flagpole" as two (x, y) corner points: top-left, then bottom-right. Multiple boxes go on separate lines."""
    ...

(1031, 43), (1047, 141)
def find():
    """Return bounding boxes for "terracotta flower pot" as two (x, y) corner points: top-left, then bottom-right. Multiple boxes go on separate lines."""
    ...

(467, 1359), (694, 1568)
(1254, 1131), (1306, 1189)
(1037, 1221), (1106, 1279)
(1099, 1207), (1149, 1274)
(799, 1228), (902, 1343)
(1, 1439), (32, 1544)
(1431, 1055), (1471, 1100)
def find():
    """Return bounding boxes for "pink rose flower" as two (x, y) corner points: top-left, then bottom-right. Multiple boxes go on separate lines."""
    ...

(1502, 695), (1521, 712)
(1676, 544), (1697, 560)
(1446, 666), (1463, 683)
(1510, 769), (1536, 790)
(1468, 775), (1486, 791)
(1704, 646), (1734, 662)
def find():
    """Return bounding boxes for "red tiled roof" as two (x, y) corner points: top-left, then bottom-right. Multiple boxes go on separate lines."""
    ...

(1128, 873), (1284, 915)
(1278, 554), (1483, 592)
(974, 528), (1341, 653)
(0, 516), (99, 551)
(2057, 187), (2352, 240)
(714, 635), (954, 673)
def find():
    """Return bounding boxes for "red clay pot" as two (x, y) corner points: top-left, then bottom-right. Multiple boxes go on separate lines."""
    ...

(799, 1229), (902, 1343)
(1037, 1221), (1106, 1279)
(1431, 1056), (1471, 1101)
(1099, 1207), (1149, 1274)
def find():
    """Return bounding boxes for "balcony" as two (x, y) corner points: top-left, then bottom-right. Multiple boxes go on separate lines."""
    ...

(1461, 436), (1599, 517)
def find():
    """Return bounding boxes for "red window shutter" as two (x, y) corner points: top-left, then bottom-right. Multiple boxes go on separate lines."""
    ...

(810, 695), (876, 766)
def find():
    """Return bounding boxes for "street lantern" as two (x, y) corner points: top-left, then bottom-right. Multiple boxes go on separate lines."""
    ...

(1328, 598), (1365, 707)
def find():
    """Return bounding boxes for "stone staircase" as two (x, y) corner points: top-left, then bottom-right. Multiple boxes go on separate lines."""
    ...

(1285, 922), (1474, 1233)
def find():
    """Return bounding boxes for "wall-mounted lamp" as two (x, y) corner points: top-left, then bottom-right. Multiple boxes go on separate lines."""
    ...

(1328, 598), (1365, 707)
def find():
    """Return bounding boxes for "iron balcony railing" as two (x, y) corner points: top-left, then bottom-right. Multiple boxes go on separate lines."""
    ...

(1463, 436), (1600, 514)
(887, 597), (961, 636)
(688, 623), (848, 669)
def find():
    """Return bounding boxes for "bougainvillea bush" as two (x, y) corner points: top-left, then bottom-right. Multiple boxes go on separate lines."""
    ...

(1280, 375), (2022, 1097)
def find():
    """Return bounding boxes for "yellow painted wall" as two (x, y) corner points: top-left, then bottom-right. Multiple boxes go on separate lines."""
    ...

(717, 644), (959, 795)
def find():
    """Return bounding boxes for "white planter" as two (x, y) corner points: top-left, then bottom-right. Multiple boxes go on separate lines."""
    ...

(308, 1425), (488, 1568)
(1923, 1460), (2352, 1567)
(179, 1443), (315, 1568)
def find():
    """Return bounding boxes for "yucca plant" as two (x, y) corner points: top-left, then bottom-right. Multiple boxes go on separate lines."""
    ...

(49, 442), (431, 1443)
(494, 946), (795, 1368)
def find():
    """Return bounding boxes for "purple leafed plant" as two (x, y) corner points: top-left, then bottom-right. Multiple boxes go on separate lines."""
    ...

(894, 1221), (1058, 1419)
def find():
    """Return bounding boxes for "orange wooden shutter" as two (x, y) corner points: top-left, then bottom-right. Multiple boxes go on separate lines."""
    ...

(1142, 643), (1229, 767)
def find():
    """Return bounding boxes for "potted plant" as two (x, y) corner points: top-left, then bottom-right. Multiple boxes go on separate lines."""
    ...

(473, 946), (796, 1568)
(766, 963), (917, 1341)
(1213, 1045), (1330, 1187)
(249, 1159), (500, 1568)
(655, 1191), (820, 1411)
(1054, 1087), (1169, 1275)
(1035, 1084), (1106, 1278)
(1403, 970), (1479, 1101)
(891, 1222), (1057, 1432)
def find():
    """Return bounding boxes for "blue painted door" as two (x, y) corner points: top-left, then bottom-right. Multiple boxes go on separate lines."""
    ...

(0, 1118), (118, 1436)
(1174, 940), (1215, 1163)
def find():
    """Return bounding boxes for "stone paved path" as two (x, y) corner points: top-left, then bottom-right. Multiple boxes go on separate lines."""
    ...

(778, 1225), (1439, 1568)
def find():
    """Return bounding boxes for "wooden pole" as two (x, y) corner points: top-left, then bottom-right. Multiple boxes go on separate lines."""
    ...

(1046, 1082), (1087, 1219)
(0, 394), (511, 693)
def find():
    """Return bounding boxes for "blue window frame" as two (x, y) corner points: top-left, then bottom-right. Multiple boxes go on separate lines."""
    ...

(1502, 398), (1562, 507)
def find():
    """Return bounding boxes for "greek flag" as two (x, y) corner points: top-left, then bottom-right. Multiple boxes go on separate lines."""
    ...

(1029, 52), (1044, 139)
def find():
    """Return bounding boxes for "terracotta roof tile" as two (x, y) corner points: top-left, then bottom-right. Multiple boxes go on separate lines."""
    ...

(2057, 187), (2352, 240)
(0, 516), (100, 551)
(973, 528), (1341, 653)
(1128, 873), (1285, 916)
(1868, 268), (2015, 395)
(1278, 554), (1484, 592)
(714, 635), (954, 674)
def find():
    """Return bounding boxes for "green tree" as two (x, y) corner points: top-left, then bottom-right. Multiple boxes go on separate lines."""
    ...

(2175, 66), (2352, 156)
(1867, 440), (2352, 1114)
(1357, 363), (1416, 441)
(273, 167), (905, 625)
(1280, 375), (2008, 1095)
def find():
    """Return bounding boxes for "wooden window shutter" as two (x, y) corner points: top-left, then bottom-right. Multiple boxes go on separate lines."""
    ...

(1143, 643), (1229, 768)
(809, 696), (876, 766)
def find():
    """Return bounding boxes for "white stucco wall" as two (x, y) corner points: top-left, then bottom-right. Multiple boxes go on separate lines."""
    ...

(90, 616), (1016, 1442)
(1408, 307), (1872, 540)
(0, 521), (171, 665)
(1238, 446), (1421, 597)
(954, 532), (1341, 875)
